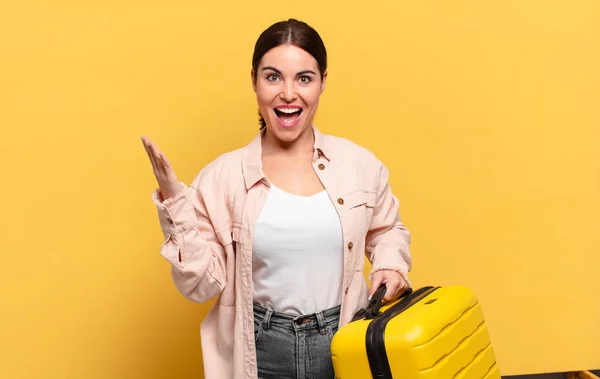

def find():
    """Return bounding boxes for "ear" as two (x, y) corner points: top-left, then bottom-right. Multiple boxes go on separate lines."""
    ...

(251, 68), (257, 93)
(320, 71), (328, 94)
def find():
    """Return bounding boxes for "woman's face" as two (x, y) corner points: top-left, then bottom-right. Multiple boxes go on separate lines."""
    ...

(252, 44), (326, 145)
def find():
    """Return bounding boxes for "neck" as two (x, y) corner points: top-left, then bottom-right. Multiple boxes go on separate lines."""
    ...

(262, 126), (315, 155)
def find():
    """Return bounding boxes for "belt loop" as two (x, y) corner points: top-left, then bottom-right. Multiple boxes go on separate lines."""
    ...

(263, 308), (273, 330)
(316, 310), (327, 334)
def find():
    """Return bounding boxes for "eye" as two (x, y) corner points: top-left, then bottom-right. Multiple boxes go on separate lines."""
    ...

(267, 74), (280, 82)
(299, 75), (311, 84)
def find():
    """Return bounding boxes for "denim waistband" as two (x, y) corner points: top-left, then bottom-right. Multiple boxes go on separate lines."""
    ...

(253, 302), (341, 332)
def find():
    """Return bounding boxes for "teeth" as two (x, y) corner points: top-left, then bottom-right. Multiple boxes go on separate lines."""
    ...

(276, 107), (301, 114)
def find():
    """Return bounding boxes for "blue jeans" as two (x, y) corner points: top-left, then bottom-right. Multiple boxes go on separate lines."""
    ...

(253, 302), (341, 379)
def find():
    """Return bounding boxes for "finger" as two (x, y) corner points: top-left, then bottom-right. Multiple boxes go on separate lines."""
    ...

(148, 139), (161, 159)
(160, 152), (179, 184)
(141, 136), (154, 152)
(400, 278), (409, 292)
(148, 140), (164, 171)
(397, 279), (410, 298)
(369, 274), (383, 300)
(146, 140), (164, 176)
(142, 137), (155, 166)
(397, 284), (407, 297)
(159, 152), (172, 171)
(384, 281), (399, 301)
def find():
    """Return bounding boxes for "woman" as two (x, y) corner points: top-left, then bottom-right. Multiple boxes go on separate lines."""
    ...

(142, 18), (412, 379)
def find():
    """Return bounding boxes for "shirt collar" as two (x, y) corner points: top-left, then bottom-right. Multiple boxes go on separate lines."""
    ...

(241, 124), (330, 190)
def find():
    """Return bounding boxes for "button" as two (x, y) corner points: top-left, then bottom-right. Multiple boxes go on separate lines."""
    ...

(337, 198), (344, 205)
(348, 242), (353, 249)
(318, 163), (325, 170)
(345, 287), (349, 295)
(166, 218), (173, 225)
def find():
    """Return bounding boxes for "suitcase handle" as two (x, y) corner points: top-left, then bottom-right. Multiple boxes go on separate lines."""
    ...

(363, 285), (413, 320)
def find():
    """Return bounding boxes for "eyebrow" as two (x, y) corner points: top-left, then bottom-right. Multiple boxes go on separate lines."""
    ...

(262, 66), (317, 76)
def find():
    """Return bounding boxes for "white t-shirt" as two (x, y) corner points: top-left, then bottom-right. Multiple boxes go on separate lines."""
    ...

(252, 183), (344, 316)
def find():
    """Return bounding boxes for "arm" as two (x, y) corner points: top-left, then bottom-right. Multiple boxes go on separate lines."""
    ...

(365, 164), (412, 286)
(152, 179), (227, 304)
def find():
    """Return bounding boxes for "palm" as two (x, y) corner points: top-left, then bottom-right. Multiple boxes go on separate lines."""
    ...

(141, 136), (181, 199)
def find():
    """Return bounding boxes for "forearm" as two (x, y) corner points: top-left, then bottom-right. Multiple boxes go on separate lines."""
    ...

(364, 164), (412, 283)
(153, 185), (227, 303)
(366, 222), (412, 283)
(162, 229), (226, 303)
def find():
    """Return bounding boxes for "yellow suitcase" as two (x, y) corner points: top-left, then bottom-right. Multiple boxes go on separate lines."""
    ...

(331, 285), (501, 379)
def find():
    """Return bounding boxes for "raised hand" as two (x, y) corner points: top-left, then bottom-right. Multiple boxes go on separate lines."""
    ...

(141, 136), (184, 200)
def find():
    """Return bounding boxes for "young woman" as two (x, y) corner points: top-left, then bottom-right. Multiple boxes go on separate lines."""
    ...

(142, 18), (412, 379)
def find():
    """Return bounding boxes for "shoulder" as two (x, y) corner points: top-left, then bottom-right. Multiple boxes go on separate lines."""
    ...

(190, 147), (245, 191)
(324, 134), (389, 176)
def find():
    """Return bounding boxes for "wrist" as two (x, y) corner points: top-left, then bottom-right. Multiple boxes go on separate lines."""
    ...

(160, 182), (185, 201)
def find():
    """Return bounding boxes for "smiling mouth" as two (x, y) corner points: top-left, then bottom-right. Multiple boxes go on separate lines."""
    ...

(274, 107), (303, 126)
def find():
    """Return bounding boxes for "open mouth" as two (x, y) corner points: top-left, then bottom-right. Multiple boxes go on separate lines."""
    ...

(274, 107), (303, 127)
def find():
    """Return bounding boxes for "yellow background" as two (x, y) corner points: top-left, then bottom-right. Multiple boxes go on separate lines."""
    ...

(1, 1), (598, 378)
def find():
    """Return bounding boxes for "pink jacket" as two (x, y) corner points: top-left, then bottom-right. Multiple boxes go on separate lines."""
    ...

(151, 126), (412, 379)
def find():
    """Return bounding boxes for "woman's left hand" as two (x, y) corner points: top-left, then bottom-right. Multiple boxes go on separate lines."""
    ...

(368, 270), (409, 302)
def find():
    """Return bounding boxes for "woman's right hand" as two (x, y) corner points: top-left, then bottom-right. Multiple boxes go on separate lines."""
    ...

(141, 136), (184, 200)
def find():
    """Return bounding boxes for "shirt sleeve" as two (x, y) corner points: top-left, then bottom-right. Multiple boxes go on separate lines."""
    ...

(364, 164), (412, 285)
(152, 178), (228, 304)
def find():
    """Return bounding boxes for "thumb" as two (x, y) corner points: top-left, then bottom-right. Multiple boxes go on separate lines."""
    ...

(368, 274), (383, 301)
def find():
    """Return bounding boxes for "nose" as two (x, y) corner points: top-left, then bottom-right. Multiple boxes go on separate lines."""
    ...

(279, 81), (297, 102)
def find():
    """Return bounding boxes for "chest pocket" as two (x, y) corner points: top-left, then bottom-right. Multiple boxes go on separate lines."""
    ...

(214, 225), (243, 307)
(343, 190), (378, 232)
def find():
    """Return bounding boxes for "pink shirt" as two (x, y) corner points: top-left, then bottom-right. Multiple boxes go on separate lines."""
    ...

(151, 126), (412, 379)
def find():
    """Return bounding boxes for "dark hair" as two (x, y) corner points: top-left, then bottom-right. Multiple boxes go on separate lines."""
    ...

(252, 18), (327, 130)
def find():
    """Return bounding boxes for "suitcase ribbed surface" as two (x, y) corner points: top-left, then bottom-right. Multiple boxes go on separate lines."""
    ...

(330, 285), (501, 379)
(385, 286), (500, 379)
